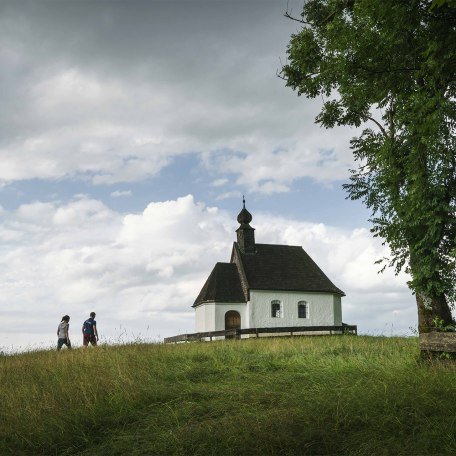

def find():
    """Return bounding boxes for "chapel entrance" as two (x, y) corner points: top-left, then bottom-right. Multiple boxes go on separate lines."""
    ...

(225, 310), (241, 339)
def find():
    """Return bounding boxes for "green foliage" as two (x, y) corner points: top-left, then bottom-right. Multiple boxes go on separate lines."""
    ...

(282, 1), (456, 308)
(432, 316), (456, 332)
(431, 0), (456, 9)
(1, 338), (456, 455)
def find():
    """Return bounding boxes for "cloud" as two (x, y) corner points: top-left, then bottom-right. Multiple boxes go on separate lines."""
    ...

(212, 178), (229, 187)
(0, 195), (231, 350)
(0, 194), (418, 352)
(111, 190), (132, 198)
(216, 190), (242, 200)
(0, 0), (356, 193)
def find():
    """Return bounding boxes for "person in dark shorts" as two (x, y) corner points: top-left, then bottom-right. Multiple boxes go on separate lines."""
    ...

(82, 312), (99, 347)
(57, 315), (71, 351)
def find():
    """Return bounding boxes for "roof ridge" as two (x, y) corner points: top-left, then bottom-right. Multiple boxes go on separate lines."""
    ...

(230, 242), (250, 301)
(255, 243), (302, 248)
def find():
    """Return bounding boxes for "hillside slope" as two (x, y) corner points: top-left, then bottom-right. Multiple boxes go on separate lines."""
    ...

(1, 336), (455, 455)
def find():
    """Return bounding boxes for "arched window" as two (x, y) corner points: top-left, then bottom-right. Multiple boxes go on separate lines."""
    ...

(298, 301), (308, 319)
(271, 300), (282, 318)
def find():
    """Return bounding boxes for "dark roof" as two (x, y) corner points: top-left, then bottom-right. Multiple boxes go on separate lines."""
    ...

(233, 243), (345, 296)
(193, 262), (245, 307)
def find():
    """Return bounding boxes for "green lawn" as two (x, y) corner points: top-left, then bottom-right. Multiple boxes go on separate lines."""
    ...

(1, 336), (455, 455)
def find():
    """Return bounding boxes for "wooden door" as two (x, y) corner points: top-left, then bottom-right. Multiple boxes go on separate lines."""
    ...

(225, 310), (241, 339)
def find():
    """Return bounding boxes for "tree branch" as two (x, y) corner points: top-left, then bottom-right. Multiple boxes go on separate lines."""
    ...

(358, 65), (420, 75)
(283, 10), (312, 25)
(276, 69), (287, 80)
(363, 114), (387, 137)
(284, 1), (356, 28)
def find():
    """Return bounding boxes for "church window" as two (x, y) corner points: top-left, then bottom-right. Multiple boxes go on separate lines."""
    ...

(271, 300), (282, 318)
(298, 301), (308, 318)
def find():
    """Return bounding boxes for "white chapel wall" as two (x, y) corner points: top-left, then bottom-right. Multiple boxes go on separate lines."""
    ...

(333, 295), (342, 325)
(195, 303), (216, 332)
(249, 290), (338, 328)
(195, 293), (342, 332)
(214, 303), (248, 331)
(195, 302), (248, 332)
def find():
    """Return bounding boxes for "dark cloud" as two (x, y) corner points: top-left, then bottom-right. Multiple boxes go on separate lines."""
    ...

(1, 0), (340, 188)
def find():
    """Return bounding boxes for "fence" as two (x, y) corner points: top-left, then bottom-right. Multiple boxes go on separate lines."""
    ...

(419, 331), (456, 353)
(164, 324), (357, 343)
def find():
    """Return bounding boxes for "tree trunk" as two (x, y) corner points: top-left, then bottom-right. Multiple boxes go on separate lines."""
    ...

(416, 292), (454, 333)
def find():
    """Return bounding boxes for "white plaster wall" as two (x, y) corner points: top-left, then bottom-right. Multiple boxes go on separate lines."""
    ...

(249, 290), (339, 327)
(214, 303), (248, 331)
(195, 302), (247, 332)
(333, 295), (342, 325)
(195, 303), (216, 332)
(196, 293), (342, 332)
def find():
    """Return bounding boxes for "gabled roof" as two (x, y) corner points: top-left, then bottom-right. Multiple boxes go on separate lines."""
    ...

(231, 243), (345, 297)
(193, 262), (245, 307)
(193, 202), (345, 308)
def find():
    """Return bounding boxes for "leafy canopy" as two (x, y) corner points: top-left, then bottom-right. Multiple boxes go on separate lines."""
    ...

(282, 0), (456, 304)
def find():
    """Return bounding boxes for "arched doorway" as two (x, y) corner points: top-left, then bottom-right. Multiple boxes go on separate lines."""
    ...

(225, 310), (241, 339)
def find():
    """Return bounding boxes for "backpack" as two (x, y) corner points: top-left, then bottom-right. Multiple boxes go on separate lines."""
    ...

(83, 318), (94, 335)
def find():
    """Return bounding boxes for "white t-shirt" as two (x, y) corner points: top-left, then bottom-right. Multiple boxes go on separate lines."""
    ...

(58, 321), (69, 339)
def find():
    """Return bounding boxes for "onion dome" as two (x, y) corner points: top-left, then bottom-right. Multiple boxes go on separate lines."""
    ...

(237, 196), (252, 225)
(236, 196), (256, 254)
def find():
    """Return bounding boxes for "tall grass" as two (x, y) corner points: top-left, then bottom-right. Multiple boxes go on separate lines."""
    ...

(1, 336), (455, 455)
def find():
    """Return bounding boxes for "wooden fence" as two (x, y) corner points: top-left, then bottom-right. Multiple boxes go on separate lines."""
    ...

(419, 331), (456, 353)
(164, 325), (357, 343)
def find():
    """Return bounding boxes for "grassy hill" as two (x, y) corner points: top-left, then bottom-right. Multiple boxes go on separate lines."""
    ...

(1, 336), (455, 455)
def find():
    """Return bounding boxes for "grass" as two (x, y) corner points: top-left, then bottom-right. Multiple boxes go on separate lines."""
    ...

(1, 335), (455, 455)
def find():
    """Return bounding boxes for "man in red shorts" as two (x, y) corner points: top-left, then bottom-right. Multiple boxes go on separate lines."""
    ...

(82, 312), (99, 347)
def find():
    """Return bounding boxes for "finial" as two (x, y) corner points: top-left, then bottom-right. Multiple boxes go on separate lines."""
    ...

(237, 196), (252, 225)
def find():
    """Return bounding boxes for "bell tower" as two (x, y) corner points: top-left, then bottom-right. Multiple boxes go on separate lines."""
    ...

(236, 197), (256, 254)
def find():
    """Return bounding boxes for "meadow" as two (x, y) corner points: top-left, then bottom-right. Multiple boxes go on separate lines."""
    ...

(1, 336), (455, 455)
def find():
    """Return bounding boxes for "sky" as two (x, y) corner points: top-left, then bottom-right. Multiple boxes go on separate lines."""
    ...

(0, 0), (425, 352)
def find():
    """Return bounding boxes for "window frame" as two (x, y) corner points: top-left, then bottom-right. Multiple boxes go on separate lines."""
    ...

(298, 301), (308, 319)
(271, 300), (282, 318)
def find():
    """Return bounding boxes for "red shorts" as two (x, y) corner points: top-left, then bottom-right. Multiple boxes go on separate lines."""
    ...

(83, 334), (97, 346)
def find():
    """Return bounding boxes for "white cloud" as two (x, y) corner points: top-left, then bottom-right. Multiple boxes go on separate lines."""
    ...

(0, 194), (419, 352)
(0, 1), (357, 193)
(216, 190), (242, 200)
(110, 190), (132, 198)
(212, 178), (229, 187)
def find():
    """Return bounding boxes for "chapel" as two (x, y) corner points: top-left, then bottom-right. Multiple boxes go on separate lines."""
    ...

(193, 200), (346, 334)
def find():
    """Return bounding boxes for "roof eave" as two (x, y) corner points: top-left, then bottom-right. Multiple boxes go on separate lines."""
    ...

(193, 299), (247, 308)
(248, 288), (345, 296)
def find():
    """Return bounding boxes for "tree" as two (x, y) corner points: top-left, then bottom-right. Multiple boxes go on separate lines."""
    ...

(282, 0), (456, 332)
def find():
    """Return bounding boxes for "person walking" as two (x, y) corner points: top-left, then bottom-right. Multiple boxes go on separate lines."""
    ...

(82, 312), (99, 347)
(57, 315), (71, 351)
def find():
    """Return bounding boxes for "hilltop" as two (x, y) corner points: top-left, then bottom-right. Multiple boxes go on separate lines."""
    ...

(1, 336), (455, 455)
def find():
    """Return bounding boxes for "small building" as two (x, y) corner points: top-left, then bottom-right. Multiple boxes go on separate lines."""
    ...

(192, 201), (346, 336)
